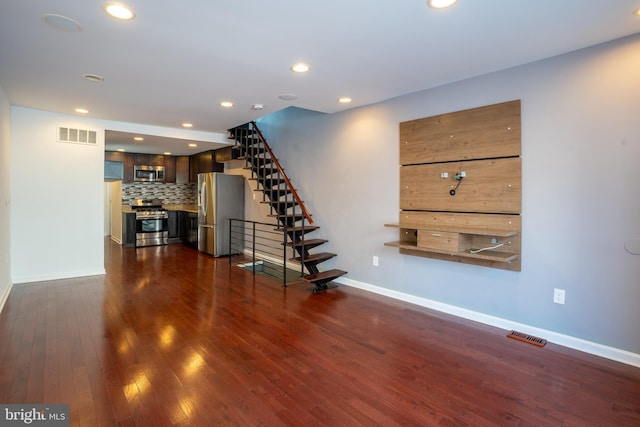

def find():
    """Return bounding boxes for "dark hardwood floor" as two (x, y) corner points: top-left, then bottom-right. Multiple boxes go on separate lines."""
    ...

(0, 239), (639, 426)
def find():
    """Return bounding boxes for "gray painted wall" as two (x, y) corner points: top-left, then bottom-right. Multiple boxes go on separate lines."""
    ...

(255, 34), (640, 354)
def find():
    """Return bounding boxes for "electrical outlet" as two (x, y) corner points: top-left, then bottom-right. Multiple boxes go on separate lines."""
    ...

(373, 256), (379, 267)
(553, 288), (565, 304)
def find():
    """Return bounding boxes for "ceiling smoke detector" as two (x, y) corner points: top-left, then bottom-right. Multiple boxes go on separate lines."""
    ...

(41, 14), (82, 32)
(252, 104), (264, 110)
(82, 74), (104, 83)
(278, 93), (298, 101)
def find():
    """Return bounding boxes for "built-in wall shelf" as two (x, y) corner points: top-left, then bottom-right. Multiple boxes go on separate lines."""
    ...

(384, 224), (519, 263)
(384, 223), (518, 238)
(386, 100), (522, 271)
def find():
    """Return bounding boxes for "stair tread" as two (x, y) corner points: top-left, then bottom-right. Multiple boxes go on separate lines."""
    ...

(304, 269), (348, 283)
(253, 178), (286, 188)
(280, 225), (320, 233)
(261, 200), (300, 206)
(285, 238), (327, 247)
(290, 252), (336, 262)
(269, 213), (305, 217)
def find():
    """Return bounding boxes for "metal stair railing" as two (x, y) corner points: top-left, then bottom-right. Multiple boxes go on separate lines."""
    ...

(231, 123), (308, 278)
(228, 218), (305, 287)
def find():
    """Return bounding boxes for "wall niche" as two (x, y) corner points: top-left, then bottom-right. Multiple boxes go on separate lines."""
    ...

(385, 100), (522, 271)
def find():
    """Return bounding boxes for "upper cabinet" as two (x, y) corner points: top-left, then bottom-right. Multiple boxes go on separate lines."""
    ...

(105, 147), (231, 184)
(105, 151), (134, 182)
(132, 153), (164, 166)
(164, 155), (176, 183)
(175, 156), (190, 184)
(189, 150), (223, 183)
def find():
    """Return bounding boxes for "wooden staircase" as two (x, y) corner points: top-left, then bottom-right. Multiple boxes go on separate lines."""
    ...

(228, 122), (347, 292)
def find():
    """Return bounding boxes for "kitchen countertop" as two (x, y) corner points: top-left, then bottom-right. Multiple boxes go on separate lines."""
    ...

(163, 204), (198, 213)
(121, 204), (198, 213)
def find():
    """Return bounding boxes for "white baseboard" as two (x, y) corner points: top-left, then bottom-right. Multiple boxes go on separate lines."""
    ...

(335, 276), (640, 368)
(0, 280), (12, 314)
(12, 269), (106, 285)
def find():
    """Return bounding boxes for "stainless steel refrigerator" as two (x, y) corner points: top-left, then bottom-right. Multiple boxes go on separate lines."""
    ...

(197, 172), (245, 256)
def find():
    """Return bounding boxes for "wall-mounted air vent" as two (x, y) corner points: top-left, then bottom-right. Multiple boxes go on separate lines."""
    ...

(57, 126), (98, 145)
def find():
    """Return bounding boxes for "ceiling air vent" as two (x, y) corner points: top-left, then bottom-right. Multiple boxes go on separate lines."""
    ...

(57, 126), (98, 146)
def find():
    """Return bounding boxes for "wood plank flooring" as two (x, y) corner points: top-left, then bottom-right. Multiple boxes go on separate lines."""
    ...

(0, 239), (639, 426)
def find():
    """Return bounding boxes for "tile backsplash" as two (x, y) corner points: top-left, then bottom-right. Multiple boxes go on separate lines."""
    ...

(122, 182), (197, 205)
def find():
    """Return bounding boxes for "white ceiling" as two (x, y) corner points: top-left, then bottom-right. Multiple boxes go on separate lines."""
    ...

(1, 1), (639, 154)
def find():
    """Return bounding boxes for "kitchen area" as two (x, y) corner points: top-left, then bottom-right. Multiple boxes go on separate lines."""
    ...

(104, 137), (244, 256)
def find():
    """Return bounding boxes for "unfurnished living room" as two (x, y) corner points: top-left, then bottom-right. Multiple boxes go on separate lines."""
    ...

(1, 1), (640, 426)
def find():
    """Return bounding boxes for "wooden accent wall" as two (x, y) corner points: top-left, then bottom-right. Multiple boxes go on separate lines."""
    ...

(388, 100), (522, 271)
(400, 157), (521, 213)
(400, 100), (521, 164)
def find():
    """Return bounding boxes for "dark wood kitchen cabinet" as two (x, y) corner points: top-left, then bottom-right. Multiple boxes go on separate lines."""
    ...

(164, 156), (176, 183)
(105, 151), (124, 162)
(133, 153), (165, 166)
(214, 146), (240, 162)
(180, 211), (198, 248)
(106, 151), (134, 182)
(123, 212), (136, 247)
(168, 210), (179, 241)
(175, 156), (189, 184)
(189, 150), (223, 183)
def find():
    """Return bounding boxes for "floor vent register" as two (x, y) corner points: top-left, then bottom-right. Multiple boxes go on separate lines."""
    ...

(506, 330), (547, 347)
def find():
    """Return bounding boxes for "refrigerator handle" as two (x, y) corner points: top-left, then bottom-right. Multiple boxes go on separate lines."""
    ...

(200, 181), (207, 217)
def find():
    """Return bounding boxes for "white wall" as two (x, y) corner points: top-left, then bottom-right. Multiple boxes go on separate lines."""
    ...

(0, 83), (11, 310)
(257, 34), (640, 357)
(9, 108), (227, 283)
(11, 108), (106, 282)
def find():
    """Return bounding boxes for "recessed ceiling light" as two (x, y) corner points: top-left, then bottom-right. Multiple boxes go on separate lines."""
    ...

(338, 97), (352, 104)
(278, 93), (298, 101)
(635, 8), (640, 16)
(82, 74), (104, 83)
(219, 101), (234, 108)
(117, 148), (125, 152)
(134, 137), (144, 141)
(182, 123), (193, 128)
(41, 14), (82, 32)
(428, 0), (457, 9)
(188, 143), (197, 148)
(103, 2), (136, 20)
(75, 108), (89, 114)
(291, 63), (310, 73)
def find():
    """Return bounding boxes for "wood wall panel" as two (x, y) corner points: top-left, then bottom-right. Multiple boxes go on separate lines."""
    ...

(389, 100), (523, 271)
(400, 157), (521, 214)
(399, 100), (521, 165)
(399, 211), (521, 234)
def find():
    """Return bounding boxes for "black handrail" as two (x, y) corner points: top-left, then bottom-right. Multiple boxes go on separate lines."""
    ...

(250, 121), (314, 225)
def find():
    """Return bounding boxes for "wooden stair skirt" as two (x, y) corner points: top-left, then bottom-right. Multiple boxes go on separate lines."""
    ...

(229, 121), (347, 291)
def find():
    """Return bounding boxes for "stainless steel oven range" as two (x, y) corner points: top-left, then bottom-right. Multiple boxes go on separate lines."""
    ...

(130, 199), (168, 247)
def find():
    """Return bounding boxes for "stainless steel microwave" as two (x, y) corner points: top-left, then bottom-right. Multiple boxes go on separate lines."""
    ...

(134, 165), (165, 182)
